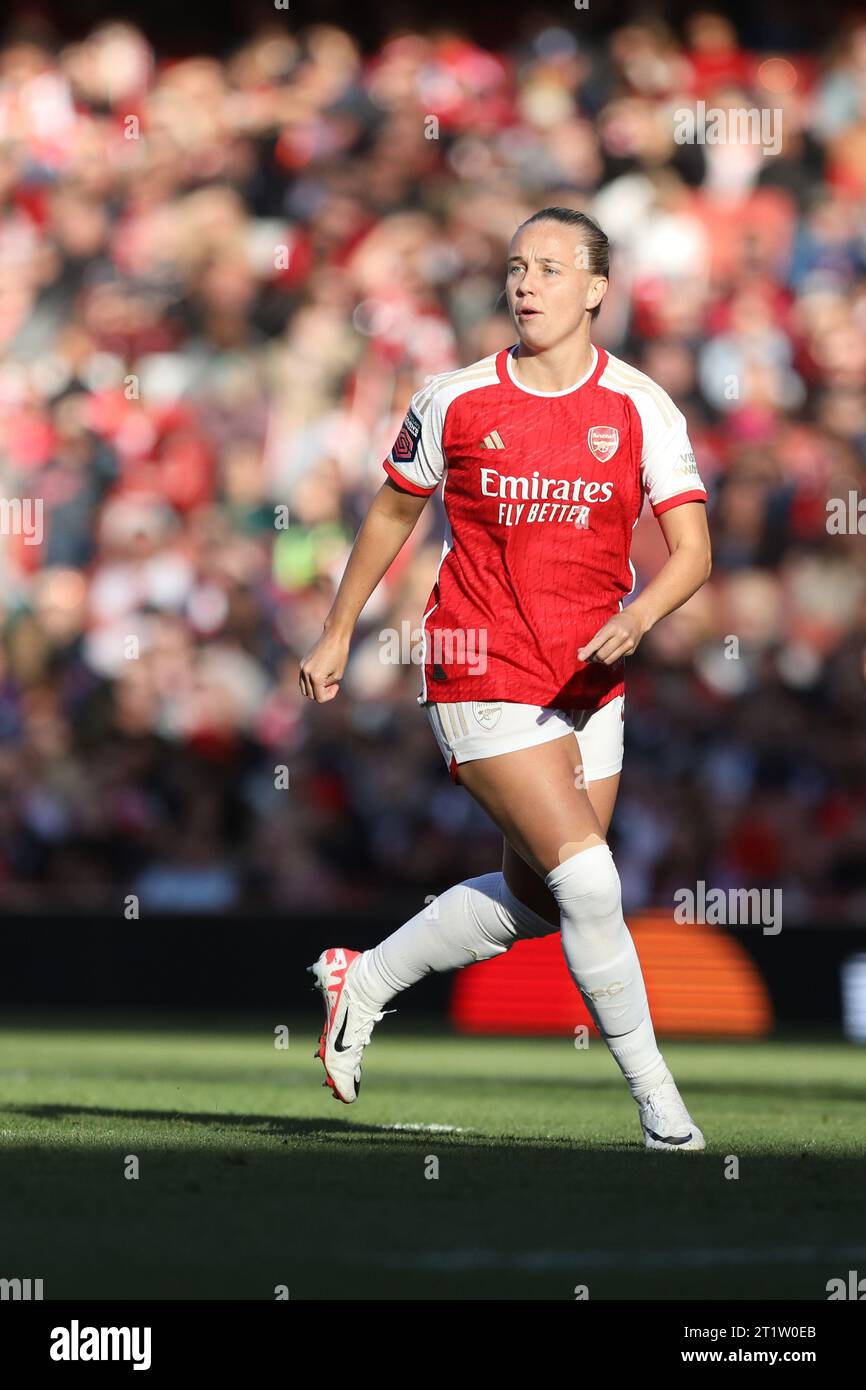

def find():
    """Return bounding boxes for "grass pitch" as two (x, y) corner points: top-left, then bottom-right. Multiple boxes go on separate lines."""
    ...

(0, 1014), (863, 1300)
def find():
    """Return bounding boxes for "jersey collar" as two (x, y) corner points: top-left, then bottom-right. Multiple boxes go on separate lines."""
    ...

(498, 343), (605, 396)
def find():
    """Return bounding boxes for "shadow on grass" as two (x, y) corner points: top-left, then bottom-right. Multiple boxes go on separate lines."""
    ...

(0, 1096), (863, 1300)
(0, 1131), (863, 1301)
(1, 1100), (639, 1150)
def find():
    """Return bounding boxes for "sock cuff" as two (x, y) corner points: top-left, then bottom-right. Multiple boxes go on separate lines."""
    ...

(544, 841), (614, 893)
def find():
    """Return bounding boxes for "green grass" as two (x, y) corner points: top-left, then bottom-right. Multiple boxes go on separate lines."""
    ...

(0, 1014), (864, 1300)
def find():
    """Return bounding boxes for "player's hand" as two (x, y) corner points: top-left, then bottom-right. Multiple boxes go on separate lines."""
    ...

(299, 628), (351, 702)
(578, 610), (647, 666)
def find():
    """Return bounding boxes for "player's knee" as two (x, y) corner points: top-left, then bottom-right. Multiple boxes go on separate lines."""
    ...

(545, 842), (623, 930)
(461, 872), (501, 922)
(497, 874), (557, 939)
(461, 872), (555, 949)
(462, 874), (516, 952)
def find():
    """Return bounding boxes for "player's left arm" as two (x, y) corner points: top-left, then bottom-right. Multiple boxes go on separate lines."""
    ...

(578, 502), (711, 666)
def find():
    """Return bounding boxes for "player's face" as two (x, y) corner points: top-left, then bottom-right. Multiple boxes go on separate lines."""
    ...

(505, 222), (606, 346)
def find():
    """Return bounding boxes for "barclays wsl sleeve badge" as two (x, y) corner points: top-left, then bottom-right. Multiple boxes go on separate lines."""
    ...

(392, 407), (422, 462)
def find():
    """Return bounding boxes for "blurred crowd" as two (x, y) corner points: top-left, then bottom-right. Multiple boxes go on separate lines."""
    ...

(0, 9), (865, 920)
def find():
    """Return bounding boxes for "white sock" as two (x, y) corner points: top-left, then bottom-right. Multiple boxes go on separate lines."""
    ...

(545, 843), (669, 1102)
(352, 872), (555, 1010)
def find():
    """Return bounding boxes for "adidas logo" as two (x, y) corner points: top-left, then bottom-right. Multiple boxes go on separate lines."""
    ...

(480, 430), (505, 450)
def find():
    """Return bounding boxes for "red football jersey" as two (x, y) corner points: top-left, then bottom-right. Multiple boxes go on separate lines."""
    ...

(383, 343), (707, 710)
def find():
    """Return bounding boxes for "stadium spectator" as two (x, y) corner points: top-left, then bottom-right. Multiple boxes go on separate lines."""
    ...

(0, 11), (863, 920)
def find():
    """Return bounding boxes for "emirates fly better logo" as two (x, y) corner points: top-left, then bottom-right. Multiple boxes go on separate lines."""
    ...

(480, 466), (616, 529)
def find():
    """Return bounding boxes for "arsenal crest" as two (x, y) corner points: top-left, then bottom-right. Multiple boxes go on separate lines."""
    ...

(472, 701), (503, 729)
(588, 426), (619, 462)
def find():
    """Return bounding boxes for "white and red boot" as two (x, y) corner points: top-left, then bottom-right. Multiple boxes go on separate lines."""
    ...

(308, 948), (393, 1103)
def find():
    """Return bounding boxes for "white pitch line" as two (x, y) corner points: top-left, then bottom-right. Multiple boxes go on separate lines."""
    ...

(365, 1244), (866, 1272)
(376, 1123), (471, 1133)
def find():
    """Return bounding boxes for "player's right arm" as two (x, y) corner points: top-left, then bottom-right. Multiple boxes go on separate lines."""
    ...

(298, 481), (430, 703)
(299, 386), (446, 703)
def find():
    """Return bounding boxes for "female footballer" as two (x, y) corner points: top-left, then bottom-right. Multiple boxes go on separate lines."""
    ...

(299, 207), (712, 1151)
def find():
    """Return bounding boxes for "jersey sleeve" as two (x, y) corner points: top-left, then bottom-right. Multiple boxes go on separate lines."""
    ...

(382, 386), (446, 496)
(639, 392), (708, 517)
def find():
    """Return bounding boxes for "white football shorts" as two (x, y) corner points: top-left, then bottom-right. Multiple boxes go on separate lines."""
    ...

(423, 694), (624, 787)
